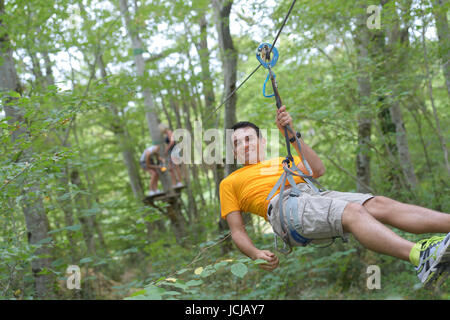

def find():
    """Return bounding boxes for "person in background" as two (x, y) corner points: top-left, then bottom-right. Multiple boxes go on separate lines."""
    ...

(139, 145), (164, 196)
(159, 123), (183, 188)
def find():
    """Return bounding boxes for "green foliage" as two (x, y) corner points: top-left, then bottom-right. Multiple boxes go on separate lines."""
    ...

(1, 0), (449, 300)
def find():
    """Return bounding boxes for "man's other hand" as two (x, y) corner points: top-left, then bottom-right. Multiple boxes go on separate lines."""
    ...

(255, 250), (279, 271)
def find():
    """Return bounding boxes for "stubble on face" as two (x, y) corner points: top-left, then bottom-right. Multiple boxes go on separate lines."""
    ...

(232, 127), (265, 165)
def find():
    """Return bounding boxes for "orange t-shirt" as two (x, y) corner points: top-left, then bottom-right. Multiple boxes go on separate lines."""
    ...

(219, 156), (306, 220)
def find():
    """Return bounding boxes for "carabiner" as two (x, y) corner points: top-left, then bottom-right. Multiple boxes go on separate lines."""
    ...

(256, 43), (279, 69)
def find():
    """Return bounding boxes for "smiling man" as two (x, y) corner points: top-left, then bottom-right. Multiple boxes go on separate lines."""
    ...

(219, 105), (450, 286)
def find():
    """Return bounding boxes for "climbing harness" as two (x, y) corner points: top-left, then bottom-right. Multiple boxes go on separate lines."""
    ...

(256, 42), (337, 254)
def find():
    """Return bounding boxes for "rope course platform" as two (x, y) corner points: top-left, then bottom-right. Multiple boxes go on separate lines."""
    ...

(142, 185), (185, 205)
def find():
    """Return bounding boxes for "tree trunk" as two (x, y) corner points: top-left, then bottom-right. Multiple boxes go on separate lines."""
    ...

(98, 54), (145, 199)
(192, 13), (222, 205)
(170, 94), (183, 129)
(213, 0), (251, 252)
(70, 169), (96, 256)
(388, 100), (417, 189)
(353, 6), (372, 193)
(59, 165), (80, 262)
(179, 97), (199, 221)
(384, 1), (417, 190)
(432, 0), (450, 98)
(195, 13), (216, 126)
(421, 22), (450, 175)
(0, 0), (54, 298)
(212, 0), (238, 177)
(119, 0), (186, 242)
(69, 169), (95, 299)
(35, 29), (81, 264)
(119, 0), (172, 192)
(367, 0), (417, 194)
(159, 93), (174, 130)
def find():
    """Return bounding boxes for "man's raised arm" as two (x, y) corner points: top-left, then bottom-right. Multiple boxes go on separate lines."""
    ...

(275, 105), (326, 178)
(226, 211), (279, 271)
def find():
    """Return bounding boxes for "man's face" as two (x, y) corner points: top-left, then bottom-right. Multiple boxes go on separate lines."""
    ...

(232, 127), (265, 165)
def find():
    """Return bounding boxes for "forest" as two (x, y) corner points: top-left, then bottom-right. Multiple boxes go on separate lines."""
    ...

(0, 0), (449, 300)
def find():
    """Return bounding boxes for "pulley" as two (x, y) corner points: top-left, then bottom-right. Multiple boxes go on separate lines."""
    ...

(255, 42), (278, 69)
(256, 43), (280, 98)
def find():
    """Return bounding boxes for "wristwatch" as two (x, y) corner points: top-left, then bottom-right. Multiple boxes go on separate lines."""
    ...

(289, 131), (301, 143)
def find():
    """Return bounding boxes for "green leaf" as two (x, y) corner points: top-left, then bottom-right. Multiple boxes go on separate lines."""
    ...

(213, 261), (229, 270)
(230, 262), (248, 278)
(123, 247), (138, 254)
(154, 276), (166, 284)
(7, 91), (21, 98)
(51, 257), (66, 267)
(144, 293), (162, 300)
(48, 224), (81, 234)
(176, 268), (189, 275)
(11, 150), (23, 162)
(143, 284), (166, 300)
(80, 257), (93, 264)
(185, 279), (203, 287)
(65, 224), (81, 232)
(130, 289), (146, 297)
(124, 296), (149, 300)
(164, 281), (189, 291)
(93, 260), (107, 267)
(36, 237), (53, 245)
(200, 267), (217, 278)
(162, 291), (180, 296)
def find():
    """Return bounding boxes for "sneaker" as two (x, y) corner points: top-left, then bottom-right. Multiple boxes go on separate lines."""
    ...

(415, 233), (450, 286)
(148, 190), (163, 196)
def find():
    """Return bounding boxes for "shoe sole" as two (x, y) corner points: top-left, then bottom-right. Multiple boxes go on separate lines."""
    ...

(435, 233), (450, 265)
(424, 262), (450, 289)
(423, 233), (450, 286)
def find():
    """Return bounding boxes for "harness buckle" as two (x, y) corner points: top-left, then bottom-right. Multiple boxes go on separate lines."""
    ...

(274, 234), (292, 254)
(282, 157), (292, 168)
(289, 188), (301, 197)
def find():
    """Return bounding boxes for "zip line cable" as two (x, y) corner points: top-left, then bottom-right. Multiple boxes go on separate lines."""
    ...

(202, 0), (297, 125)
(268, 0), (296, 56)
(202, 63), (262, 124)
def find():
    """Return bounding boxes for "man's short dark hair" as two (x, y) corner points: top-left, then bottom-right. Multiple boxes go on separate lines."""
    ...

(231, 121), (262, 138)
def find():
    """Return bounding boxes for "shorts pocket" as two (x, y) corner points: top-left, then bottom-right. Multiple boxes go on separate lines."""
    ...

(301, 196), (334, 239)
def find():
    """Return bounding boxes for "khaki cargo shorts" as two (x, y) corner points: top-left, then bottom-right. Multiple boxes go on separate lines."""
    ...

(267, 183), (374, 245)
